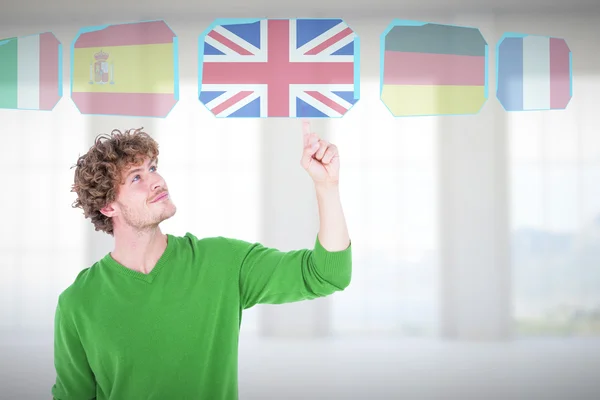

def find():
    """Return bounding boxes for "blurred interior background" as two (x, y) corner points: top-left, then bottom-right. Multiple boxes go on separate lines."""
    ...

(1, 0), (599, 398)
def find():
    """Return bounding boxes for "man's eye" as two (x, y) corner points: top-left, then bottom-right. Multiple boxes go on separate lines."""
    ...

(133, 175), (140, 182)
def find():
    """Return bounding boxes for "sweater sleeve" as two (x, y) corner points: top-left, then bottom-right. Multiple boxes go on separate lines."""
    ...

(51, 298), (97, 400)
(228, 234), (352, 309)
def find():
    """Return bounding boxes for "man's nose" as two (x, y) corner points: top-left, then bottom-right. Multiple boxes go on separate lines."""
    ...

(151, 176), (165, 191)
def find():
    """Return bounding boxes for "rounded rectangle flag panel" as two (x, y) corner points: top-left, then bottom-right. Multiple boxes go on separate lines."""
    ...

(0, 32), (62, 111)
(496, 33), (572, 112)
(380, 20), (488, 117)
(198, 18), (360, 118)
(71, 20), (179, 118)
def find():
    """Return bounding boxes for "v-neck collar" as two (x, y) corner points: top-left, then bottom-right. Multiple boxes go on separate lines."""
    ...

(101, 234), (175, 283)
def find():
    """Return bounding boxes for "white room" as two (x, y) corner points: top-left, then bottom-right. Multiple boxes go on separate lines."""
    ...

(1, 0), (599, 398)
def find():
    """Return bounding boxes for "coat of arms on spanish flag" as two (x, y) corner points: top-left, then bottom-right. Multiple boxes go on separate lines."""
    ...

(71, 20), (179, 117)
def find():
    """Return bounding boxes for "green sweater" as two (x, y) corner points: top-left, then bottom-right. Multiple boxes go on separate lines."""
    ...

(51, 232), (352, 400)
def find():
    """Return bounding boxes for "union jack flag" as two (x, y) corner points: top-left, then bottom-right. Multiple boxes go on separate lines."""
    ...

(198, 18), (359, 118)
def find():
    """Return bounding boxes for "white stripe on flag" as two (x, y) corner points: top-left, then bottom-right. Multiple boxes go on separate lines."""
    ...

(17, 34), (40, 110)
(522, 35), (550, 111)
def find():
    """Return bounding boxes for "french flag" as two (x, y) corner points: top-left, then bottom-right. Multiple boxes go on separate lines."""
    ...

(496, 34), (572, 111)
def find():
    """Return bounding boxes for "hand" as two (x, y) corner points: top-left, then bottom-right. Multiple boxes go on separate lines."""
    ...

(300, 121), (340, 187)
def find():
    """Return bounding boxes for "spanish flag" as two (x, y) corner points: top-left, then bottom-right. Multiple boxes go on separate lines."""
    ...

(71, 20), (178, 117)
(381, 21), (488, 117)
(0, 32), (62, 110)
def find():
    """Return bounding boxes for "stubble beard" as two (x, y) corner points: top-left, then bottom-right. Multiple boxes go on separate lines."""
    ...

(120, 201), (177, 233)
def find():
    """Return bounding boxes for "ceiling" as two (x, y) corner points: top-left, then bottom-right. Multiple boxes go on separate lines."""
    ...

(2, 0), (599, 26)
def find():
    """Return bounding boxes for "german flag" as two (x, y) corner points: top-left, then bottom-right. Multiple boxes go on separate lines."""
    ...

(381, 21), (488, 116)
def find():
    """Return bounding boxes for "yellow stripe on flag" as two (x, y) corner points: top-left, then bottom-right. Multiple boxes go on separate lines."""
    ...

(381, 85), (486, 116)
(72, 44), (174, 94)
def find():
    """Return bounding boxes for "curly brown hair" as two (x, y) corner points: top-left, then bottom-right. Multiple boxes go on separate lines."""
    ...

(71, 128), (160, 235)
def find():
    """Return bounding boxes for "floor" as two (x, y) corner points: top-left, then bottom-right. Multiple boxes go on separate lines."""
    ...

(2, 333), (599, 399)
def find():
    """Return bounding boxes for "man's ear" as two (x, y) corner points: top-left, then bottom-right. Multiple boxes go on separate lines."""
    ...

(100, 202), (117, 218)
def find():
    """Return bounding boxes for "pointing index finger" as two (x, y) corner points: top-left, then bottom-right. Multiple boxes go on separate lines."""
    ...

(302, 119), (311, 147)
(302, 119), (311, 135)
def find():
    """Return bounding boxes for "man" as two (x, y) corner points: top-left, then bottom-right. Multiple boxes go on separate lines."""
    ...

(52, 126), (352, 400)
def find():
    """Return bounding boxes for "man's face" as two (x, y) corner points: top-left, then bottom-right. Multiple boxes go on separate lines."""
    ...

(107, 157), (176, 233)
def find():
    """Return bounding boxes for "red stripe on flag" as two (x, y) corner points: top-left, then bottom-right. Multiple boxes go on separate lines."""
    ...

(74, 21), (175, 48)
(207, 30), (254, 55)
(304, 27), (353, 56)
(211, 91), (253, 115)
(304, 91), (347, 115)
(549, 38), (571, 109)
(383, 51), (485, 86)
(39, 33), (60, 110)
(71, 92), (177, 117)
(267, 20), (291, 116)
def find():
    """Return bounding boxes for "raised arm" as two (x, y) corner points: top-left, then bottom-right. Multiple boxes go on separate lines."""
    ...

(51, 297), (97, 400)
(235, 122), (352, 309)
(300, 121), (351, 253)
